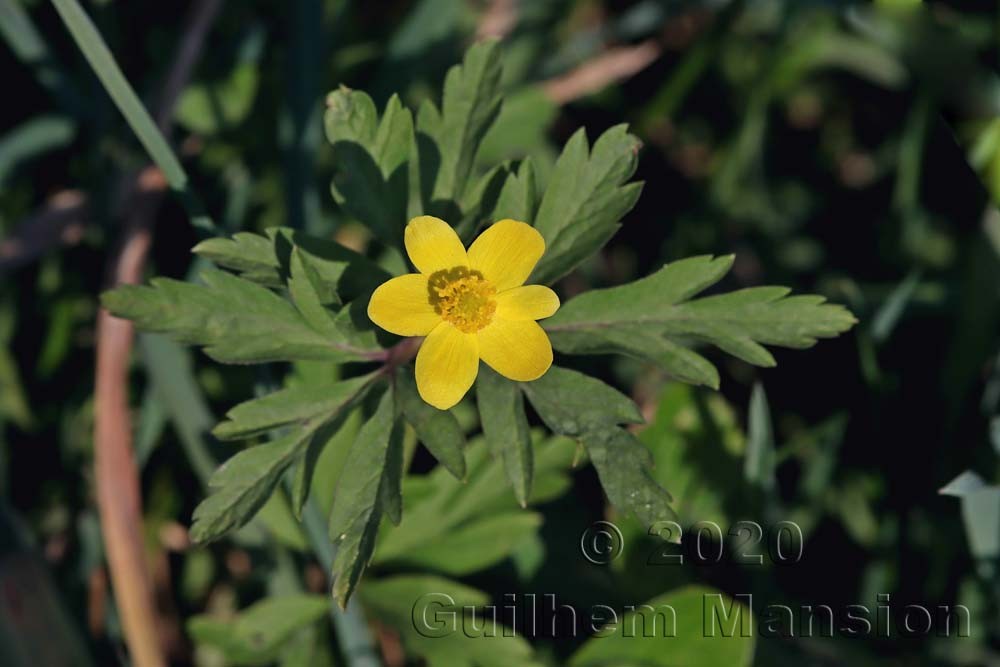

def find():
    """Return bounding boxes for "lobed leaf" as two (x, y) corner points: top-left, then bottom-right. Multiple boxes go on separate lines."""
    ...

(329, 389), (403, 607)
(530, 124), (644, 285)
(397, 367), (467, 480)
(194, 372), (378, 540)
(288, 247), (339, 333)
(477, 365), (533, 506)
(192, 227), (391, 301)
(212, 373), (377, 441)
(581, 426), (676, 527)
(289, 412), (353, 520)
(522, 366), (675, 524)
(412, 41), (503, 221)
(325, 89), (413, 248)
(190, 429), (311, 543)
(490, 157), (538, 224)
(328, 389), (398, 539)
(519, 366), (643, 436)
(102, 269), (382, 364)
(454, 161), (510, 240)
(192, 231), (279, 284)
(663, 287), (858, 366)
(544, 255), (857, 385)
(286, 248), (382, 354)
(379, 421), (406, 527)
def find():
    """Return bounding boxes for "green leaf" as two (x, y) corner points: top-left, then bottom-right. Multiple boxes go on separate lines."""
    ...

(569, 586), (755, 667)
(375, 435), (576, 568)
(289, 413), (352, 520)
(519, 366), (644, 436)
(477, 365), (533, 506)
(545, 255), (857, 383)
(286, 249), (381, 353)
(190, 429), (311, 543)
(361, 574), (488, 612)
(102, 269), (382, 364)
(530, 125), (644, 284)
(413, 41), (503, 217)
(361, 575), (540, 667)
(177, 64), (259, 135)
(192, 227), (391, 300)
(192, 232), (280, 284)
(276, 626), (333, 667)
(193, 371), (378, 543)
(490, 157), (538, 224)
(664, 288), (858, 366)
(583, 427), (677, 526)
(301, 408), (364, 516)
(329, 389), (402, 607)
(379, 424), (406, 526)
(213, 373), (376, 441)
(328, 388), (399, 536)
(288, 247), (339, 333)
(397, 367), (467, 480)
(188, 595), (329, 666)
(522, 366), (675, 524)
(390, 512), (542, 576)
(455, 162), (510, 240)
(325, 89), (412, 248)
(744, 383), (776, 493)
(638, 384), (744, 526)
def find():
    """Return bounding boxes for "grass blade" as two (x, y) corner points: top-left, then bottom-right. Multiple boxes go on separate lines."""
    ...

(51, 0), (215, 233)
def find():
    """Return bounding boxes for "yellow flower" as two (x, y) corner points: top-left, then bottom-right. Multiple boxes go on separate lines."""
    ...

(368, 216), (560, 410)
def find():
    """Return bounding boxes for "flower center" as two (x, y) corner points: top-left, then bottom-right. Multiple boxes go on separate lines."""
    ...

(427, 266), (497, 333)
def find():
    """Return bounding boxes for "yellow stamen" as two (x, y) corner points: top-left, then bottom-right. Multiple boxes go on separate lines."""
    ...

(427, 266), (497, 333)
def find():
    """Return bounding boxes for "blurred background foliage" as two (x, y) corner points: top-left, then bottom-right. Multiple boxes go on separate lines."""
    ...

(2, 0), (1000, 665)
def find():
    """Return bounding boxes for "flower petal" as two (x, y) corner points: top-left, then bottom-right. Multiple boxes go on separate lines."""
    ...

(467, 219), (545, 291)
(405, 215), (468, 275)
(368, 274), (440, 336)
(477, 318), (552, 382)
(415, 322), (480, 409)
(495, 285), (560, 321)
